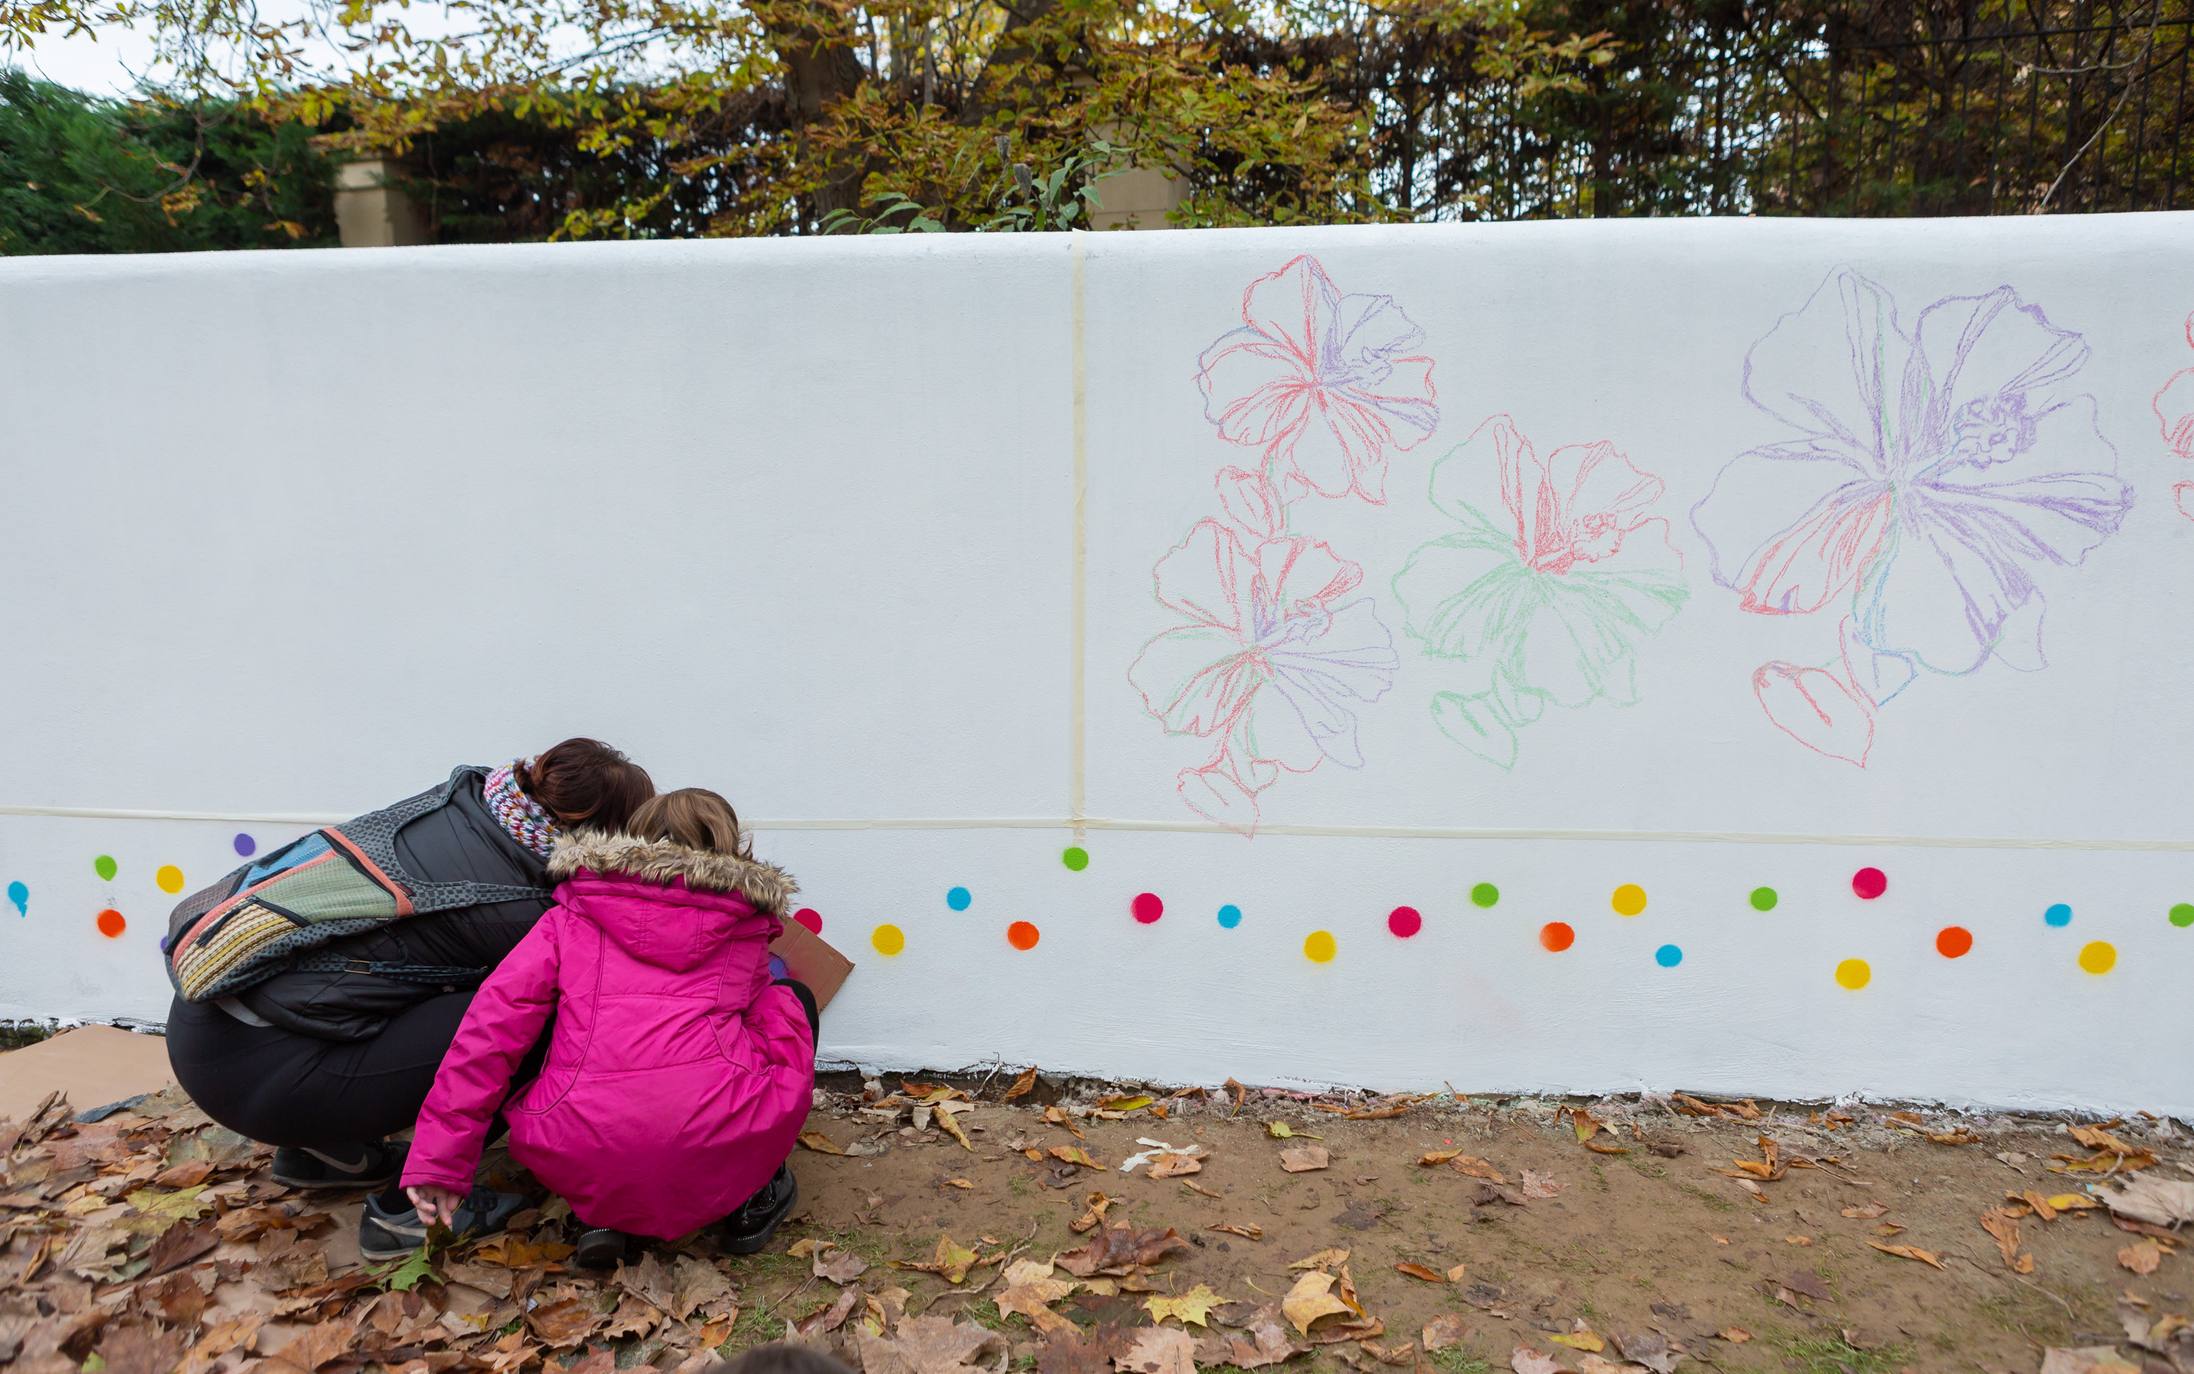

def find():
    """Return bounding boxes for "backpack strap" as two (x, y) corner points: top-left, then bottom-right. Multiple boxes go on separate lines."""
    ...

(338, 767), (550, 913)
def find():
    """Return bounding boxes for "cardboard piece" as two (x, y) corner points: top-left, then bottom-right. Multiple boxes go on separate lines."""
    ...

(0, 1025), (174, 1124)
(769, 916), (855, 1013)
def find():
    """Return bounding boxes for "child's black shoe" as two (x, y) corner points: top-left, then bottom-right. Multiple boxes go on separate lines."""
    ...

(576, 1227), (634, 1270)
(358, 1185), (525, 1262)
(720, 1165), (797, 1255)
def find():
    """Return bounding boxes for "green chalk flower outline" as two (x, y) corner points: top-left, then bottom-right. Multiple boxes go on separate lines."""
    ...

(1392, 414), (1689, 768)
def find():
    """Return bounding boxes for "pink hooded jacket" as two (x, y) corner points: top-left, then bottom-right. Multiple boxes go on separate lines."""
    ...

(402, 832), (815, 1239)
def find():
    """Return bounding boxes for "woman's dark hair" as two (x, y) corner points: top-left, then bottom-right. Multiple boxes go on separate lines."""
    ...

(514, 738), (654, 831)
(723, 1345), (855, 1374)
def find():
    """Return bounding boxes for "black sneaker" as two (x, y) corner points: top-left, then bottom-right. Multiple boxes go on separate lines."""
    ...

(271, 1141), (407, 1191)
(358, 1185), (527, 1262)
(720, 1165), (797, 1255)
(575, 1227), (634, 1270)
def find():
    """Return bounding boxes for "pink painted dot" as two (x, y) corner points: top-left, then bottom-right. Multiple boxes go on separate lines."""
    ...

(1852, 867), (1887, 900)
(1387, 906), (1422, 938)
(1131, 892), (1164, 924)
(792, 908), (823, 934)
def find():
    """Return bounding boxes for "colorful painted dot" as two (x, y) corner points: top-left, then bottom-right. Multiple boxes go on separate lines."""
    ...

(233, 833), (257, 857)
(1131, 892), (1164, 924)
(870, 923), (905, 956)
(792, 907), (824, 935)
(2078, 940), (2116, 975)
(1539, 921), (1574, 953)
(1061, 847), (1090, 872)
(1387, 905), (1423, 938)
(1749, 887), (1778, 912)
(2169, 903), (2192, 929)
(946, 886), (972, 911)
(1216, 904), (1243, 929)
(155, 865), (185, 895)
(1007, 921), (1040, 951)
(1936, 926), (1973, 959)
(1611, 884), (1647, 917)
(93, 855), (117, 882)
(6, 881), (25, 917)
(96, 908), (126, 939)
(1303, 930), (1337, 963)
(1654, 943), (1683, 968)
(2044, 903), (2073, 927)
(1834, 958), (1871, 989)
(1851, 867), (1887, 900)
(1469, 883), (1499, 908)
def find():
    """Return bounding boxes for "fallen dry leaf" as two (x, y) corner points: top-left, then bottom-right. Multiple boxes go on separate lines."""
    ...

(1980, 1207), (2034, 1274)
(1421, 1315), (1469, 1351)
(1393, 1263), (1446, 1283)
(997, 1272), (1078, 1335)
(1208, 1223), (1263, 1241)
(1519, 1170), (1562, 1200)
(1117, 1326), (1196, 1374)
(1055, 1223), (1188, 1279)
(1359, 1340), (1416, 1366)
(1144, 1284), (1228, 1329)
(1002, 1066), (1039, 1101)
(1069, 1192), (1113, 1235)
(816, 1245), (872, 1285)
(527, 1298), (604, 1349)
(1719, 1327), (1752, 1343)
(2101, 1176), (2194, 1228)
(1448, 1156), (1506, 1184)
(1281, 1271), (1359, 1335)
(1279, 1144), (1330, 1174)
(1196, 1306), (1298, 1370)
(895, 1234), (981, 1286)
(800, 1130), (848, 1155)
(1289, 1248), (1350, 1271)
(1510, 1346), (1564, 1374)
(1418, 1149), (1462, 1166)
(1550, 1324), (1603, 1353)
(1148, 1155), (1202, 1180)
(1839, 1202), (1889, 1219)
(2039, 1348), (2142, 1374)
(1050, 1146), (1104, 1171)
(2118, 1240), (2163, 1276)
(1043, 1106), (1084, 1140)
(1867, 1241), (1946, 1270)
(858, 1314), (1010, 1374)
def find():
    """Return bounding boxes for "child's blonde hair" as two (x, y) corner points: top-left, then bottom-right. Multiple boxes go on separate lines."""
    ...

(625, 787), (749, 857)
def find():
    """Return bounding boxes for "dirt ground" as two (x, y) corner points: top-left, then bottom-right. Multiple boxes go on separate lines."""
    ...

(4, 1066), (2192, 1374)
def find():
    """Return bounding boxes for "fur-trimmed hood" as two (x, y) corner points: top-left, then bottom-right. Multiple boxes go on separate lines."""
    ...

(548, 831), (798, 916)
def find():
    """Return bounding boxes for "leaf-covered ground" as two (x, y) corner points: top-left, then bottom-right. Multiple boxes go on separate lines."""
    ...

(4, 1068), (2191, 1374)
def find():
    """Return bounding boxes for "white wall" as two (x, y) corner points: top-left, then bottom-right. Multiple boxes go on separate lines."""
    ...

(4, 218), (2191, 1112)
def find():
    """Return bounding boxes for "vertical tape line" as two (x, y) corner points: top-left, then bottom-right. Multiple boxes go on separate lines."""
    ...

(1069, 231), (1089, 839)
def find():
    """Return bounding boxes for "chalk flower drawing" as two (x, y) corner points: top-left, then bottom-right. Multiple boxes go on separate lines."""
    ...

(1691, 267), (2134, 766)
(1129, 518), (1399, 836)
(1391, 415), (1687, 769)
(1195, 255), (1439, 507)
(2156, 311), (2194, 521)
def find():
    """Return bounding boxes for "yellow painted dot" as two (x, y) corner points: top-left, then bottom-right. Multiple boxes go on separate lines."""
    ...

(155, 865), (185, 894)
(2077, 940), (2116, 975)
(1611, 883), (1647, 917)
(870, 923), (905, 957)
(1303, 930), (1337, 963)
(1834, 958), (1871, 990)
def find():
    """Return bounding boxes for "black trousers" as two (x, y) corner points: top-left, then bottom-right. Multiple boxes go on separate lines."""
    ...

(165, 979), (817, 1155)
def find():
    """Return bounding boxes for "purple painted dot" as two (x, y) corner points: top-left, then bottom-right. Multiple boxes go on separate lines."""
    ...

(233, 833), (257, 857)
(1131, 892), (1164, 924)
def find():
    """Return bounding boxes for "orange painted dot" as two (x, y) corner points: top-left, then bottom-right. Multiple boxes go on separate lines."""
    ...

(1539, 921), (1574, 952)
(96, 908), (126, 938)
(1007, 920), (1040, 951)
(1936, 926), (1973, 959)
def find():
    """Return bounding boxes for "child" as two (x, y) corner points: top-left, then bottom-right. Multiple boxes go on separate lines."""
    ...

(400, 789), (817, 1265)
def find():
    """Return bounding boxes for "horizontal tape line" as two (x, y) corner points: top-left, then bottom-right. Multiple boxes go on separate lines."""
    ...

(0, 803), (2188, 851)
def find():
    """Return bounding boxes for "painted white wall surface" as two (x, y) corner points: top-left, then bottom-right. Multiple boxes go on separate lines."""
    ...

(4, 218), (2192, 1112)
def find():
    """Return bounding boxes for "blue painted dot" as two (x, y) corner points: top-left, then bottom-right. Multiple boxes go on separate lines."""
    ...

(1654, 943), (1683, 968)
(946, 886), (972, 911)
(1217, 904), (1243, 929)
(2044, 903), (2072, 928)
(5, 881), (25, 917)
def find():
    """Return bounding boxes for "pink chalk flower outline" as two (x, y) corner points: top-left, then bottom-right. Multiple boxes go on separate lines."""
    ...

(1127, 518), (1400, 837)
(2155, 310), (2194, 521)
(1195, 254), (1440, 508)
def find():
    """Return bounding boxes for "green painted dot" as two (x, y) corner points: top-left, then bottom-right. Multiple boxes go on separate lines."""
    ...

(2172, 903), (2194, 929)
(1061, 846), (1089, 872)
(1749, 887), (1778, 912)
(94, 855), (117, 882)
(1469, 883), (1499, 908)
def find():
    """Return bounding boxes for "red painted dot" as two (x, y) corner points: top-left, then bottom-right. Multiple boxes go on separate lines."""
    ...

(1387, 906), (1422, 938)
(1852, 867), (1888, 900)
(96, 908), (126, 938)
(1936, 926), (1972, 958)
(1007, 921), (1040, 951)
(1539, 921), (1574, 952)
(1131, 892), (1164, 924)
(792, 908), (823, 935)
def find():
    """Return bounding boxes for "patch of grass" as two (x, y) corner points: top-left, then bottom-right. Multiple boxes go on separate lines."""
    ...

(1621, 1156), (1669, 1180)
(822, 1227), (892, 1267)
(727, 1245), (806, 1283)
(1776, 1335), (1910, 1374)
(1009, 1175), (1033, 1198)
(722, 1300), (786, 1352)
(962, 1298), (1027, 1332)
(1678, 1182), (1739, 1214)
(1425, 1348), (1492, 1374)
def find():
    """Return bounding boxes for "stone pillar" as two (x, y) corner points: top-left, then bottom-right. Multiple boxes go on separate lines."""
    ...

(332, 160), (432, 248)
